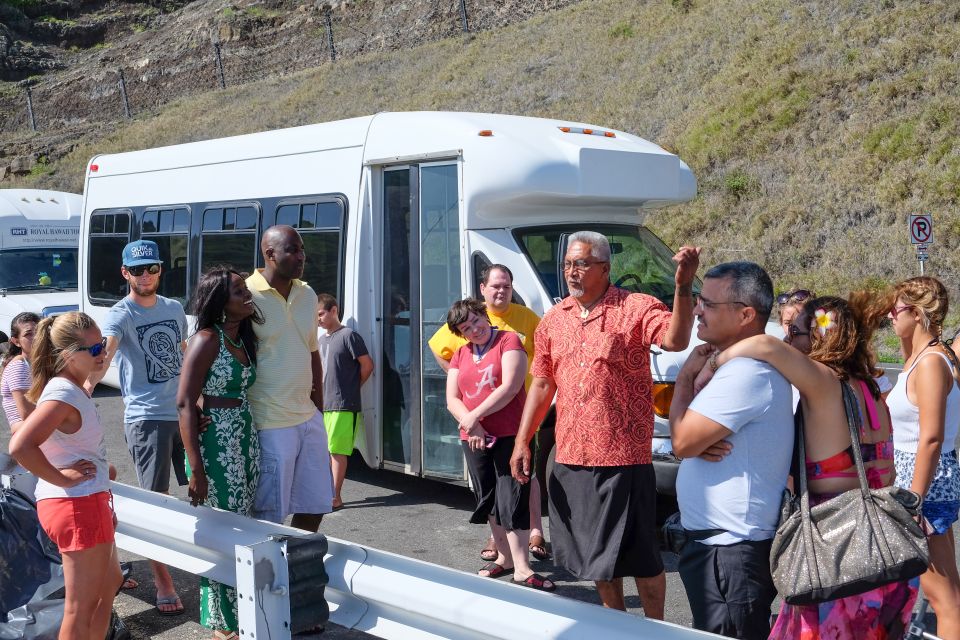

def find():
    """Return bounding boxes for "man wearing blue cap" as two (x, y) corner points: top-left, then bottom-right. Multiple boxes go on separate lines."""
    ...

(85, 239), (188, 616)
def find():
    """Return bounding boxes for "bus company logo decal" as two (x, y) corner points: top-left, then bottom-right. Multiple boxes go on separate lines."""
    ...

(10, 228), (27, 235)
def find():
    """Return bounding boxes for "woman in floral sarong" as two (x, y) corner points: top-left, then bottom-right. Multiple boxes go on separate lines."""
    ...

(703, 292), (918, 640)
(177, 267), (264, 640)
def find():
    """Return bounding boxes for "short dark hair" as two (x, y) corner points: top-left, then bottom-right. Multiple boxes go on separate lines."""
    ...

(480, 264), (513, 285)
(446, 298), (488, 336)
(703, 261), (774, 322)
(317, 293), (337, 311)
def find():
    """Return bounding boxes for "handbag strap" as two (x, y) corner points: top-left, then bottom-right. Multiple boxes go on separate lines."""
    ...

(841, 380), (873, 498)
(795, 381), (872, 512)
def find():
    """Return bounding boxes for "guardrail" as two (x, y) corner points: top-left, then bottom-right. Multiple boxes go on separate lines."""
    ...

(3, 463), (719, 639)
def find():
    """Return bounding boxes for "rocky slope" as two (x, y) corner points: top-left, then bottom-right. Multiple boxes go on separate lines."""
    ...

(0, 0), (580, 178)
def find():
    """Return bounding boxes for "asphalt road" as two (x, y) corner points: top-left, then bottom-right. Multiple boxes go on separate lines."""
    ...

(1, 365), (953, 640)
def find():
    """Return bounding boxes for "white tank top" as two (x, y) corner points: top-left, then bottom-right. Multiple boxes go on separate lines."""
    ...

(889, 350), (960, 454)
(33, 377), (111, 501)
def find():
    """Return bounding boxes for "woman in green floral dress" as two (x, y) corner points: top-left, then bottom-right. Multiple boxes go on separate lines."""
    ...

(177, 267), (264, 640)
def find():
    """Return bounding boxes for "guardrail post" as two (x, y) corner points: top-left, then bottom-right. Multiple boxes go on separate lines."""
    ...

(25, 86), (37, 131)
(117, 68), (131, 119)
(459, 0), (469, 32)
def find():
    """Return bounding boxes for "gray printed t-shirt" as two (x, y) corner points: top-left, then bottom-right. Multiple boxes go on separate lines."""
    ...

(319, 326), (368, 412)
(102, 295), (187, 423)
(676, 357), (794, 545)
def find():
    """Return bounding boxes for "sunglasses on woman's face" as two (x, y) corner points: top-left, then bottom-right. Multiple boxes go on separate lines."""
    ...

(74, 338), (107, 358)
(126, 264), (161, 277)
(777, 289), (813, 306)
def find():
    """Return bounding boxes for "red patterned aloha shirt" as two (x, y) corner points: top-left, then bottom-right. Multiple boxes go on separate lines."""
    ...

(532, 285), (672, 466)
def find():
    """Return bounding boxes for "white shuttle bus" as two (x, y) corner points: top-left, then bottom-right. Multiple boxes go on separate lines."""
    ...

(0, 189), (82, 342)
(79, 112), (698, 491)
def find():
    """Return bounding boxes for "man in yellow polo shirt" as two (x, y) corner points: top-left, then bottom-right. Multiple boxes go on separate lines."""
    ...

(428, 264), (549, 562)
(247, 225), (333, 532)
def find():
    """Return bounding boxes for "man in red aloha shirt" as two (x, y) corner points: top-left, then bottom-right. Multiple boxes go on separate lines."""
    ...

(511, 230), (699, 617)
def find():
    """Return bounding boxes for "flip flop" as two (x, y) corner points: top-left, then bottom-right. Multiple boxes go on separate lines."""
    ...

(121, 577), (139, 590)
(480, 535), (497, 562)
(478, 562), (514, 579)
(156, 595), (185, 616)
(515, 573), (556, 592)
(529, 534), (551, 561)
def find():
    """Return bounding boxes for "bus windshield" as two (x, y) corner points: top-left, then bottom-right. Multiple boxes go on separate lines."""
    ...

(514, 224), (700, 309)
(0, 248), (79, 290)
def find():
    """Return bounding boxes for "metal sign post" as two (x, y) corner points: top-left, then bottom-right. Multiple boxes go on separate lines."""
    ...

(910, 214), (933, 276)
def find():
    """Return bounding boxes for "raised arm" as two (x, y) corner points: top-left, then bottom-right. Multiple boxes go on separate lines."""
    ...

(660, 246), (700, 351)
(714, 334), (832, 398)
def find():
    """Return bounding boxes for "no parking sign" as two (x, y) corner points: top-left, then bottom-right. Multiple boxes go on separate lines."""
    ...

(910, 214), (933, 245)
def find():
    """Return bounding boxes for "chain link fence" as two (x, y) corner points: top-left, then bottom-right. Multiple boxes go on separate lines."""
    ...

(0, 0), (582, 135)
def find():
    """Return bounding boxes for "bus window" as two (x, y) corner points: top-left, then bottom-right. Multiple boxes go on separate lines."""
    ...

(275, 199), (345, 301)
(200, 204), (259, 275)
(141, 206), (189, 306)
(87, 210), (132, 305)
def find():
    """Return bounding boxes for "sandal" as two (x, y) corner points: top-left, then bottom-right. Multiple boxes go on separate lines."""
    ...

(480, 535), (497, 562)
(515, 573), (556, 592)
(529, 534), (551, 561)
(478, 562), (514, 579)
(156, 595), (185, 616)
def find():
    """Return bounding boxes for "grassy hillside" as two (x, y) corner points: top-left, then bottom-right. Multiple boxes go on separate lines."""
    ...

(6, 0), (960, 309)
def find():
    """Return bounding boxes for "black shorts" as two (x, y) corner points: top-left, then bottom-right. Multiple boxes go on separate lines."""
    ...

(548, 462), (663, 581)
(124, 420), (187, 492)
(461, 436), (530, 531)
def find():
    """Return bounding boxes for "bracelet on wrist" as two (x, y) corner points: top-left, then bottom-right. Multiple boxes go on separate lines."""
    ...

(708, 351), (720, 373)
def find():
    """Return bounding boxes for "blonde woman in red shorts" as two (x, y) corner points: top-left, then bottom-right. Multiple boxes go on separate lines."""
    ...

(9, 311), (122, 640)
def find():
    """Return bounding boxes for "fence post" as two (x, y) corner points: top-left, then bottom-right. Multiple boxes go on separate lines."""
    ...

(213, 37), (227, 89)
(459, 0), (469, 32)
(24, 86), (37, 131)
(325, 9), (336, 61)
(117, 68), (131, 119)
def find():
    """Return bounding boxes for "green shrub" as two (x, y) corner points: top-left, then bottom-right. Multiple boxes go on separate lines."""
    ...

(609, 22), (635, 38)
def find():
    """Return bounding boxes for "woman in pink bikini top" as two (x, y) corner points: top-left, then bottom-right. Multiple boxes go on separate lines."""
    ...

(706, 292), (913, 640)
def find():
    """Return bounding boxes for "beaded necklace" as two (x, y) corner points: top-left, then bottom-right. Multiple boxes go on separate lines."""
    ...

(217, 324), (244, 350)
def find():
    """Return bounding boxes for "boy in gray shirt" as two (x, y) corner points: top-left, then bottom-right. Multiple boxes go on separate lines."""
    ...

(317, 293), (373, 510)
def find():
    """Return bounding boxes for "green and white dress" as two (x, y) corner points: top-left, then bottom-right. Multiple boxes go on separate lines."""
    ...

(197, 326), (260, 632)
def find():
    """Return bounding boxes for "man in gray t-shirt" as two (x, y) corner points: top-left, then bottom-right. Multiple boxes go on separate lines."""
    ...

(317, 293), (373, 510)
(669, 261), (793, 640)
(84, 239), (188, 616)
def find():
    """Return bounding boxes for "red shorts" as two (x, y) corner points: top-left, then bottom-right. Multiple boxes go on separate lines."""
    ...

(36, 491), (115, 552)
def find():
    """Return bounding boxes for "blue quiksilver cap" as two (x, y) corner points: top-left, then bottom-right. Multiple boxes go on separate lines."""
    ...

(121, 240), (163, 267)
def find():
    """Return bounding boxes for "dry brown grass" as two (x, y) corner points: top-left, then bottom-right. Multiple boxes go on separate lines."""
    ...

(8, 0), (960, 318)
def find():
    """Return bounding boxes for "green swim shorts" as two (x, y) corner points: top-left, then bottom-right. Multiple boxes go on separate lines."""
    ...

(323, 411), (362, 456)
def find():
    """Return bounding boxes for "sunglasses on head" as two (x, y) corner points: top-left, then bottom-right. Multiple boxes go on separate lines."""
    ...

(777, 289), (813, 306)
(126, 264), (161, 277)
(74, 337), (107, 358)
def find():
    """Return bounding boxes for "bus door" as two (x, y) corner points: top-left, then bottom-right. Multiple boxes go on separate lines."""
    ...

(380, 162), (465, 479)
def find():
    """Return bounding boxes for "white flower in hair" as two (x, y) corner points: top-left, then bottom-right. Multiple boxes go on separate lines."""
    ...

(814, 308), (836, 336)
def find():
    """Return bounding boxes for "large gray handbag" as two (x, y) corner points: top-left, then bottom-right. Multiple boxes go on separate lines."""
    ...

(770, 381), (929, 606)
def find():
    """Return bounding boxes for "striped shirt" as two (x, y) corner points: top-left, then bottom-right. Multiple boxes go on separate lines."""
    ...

(1, 357), (32, 425)
(245, 269), (320, 429)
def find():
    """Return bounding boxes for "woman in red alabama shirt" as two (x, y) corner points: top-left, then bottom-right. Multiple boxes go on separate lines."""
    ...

(445, 298), (555, 591)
